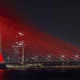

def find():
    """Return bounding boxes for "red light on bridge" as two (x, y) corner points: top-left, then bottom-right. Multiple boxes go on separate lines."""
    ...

(0, 53), (4, 62)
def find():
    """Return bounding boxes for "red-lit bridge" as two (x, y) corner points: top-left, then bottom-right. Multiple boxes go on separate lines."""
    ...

(0, 16), (80, 69)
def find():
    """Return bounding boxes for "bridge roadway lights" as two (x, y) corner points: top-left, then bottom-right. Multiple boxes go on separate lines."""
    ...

(3, 61), (80, 69)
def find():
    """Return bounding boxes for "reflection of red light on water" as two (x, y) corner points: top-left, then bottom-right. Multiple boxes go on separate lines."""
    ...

(0, 69), (5, 80)
(0, 69), (5, 74)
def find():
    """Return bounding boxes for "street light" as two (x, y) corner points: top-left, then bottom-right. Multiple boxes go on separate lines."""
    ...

(60, 55), (65, 61)
(60, 55), (65, 65)
(7, 56), (10, 63)
(47, 55), (51, 58)
(35, 56), (38, 62)
(74, 54), (79, 61)
(47, 55), (52, 62)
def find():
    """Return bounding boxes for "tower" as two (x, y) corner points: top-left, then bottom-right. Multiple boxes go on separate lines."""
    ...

(0, 28), (4, 63)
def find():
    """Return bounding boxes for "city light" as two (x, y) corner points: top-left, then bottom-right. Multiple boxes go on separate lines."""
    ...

(18, 32), (24, 36)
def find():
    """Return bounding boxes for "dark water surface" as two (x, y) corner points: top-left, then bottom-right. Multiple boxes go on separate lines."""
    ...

(0, 69), (80, 80)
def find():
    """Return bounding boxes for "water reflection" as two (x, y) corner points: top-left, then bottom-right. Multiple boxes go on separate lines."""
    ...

(0, 69), (80, 80)
(0, 70), (26, 80)
(0, 70), (9, 80)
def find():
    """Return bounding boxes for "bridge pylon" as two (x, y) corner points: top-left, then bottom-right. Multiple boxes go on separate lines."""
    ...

(0, 28), (5, 63)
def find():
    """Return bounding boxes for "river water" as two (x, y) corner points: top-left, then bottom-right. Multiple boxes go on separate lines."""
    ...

(0, 69), (80, 80)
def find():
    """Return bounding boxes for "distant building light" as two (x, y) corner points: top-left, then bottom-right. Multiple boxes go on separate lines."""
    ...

(14, 49), (16, 50)
(35, 56), (38, 58)
(16, 42), (18, 44)
(7, 57), (10, 60)
(75, 54), (79, 58)
(47, 55), (51, 58)
(32, 57), (35, 60)
(61, 55), (65, 58)
(18, 41), (24, 45)
(18, 32), (24, 36)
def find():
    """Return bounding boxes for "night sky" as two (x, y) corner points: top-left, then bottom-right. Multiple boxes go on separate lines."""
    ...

(0, 0), (80, 46)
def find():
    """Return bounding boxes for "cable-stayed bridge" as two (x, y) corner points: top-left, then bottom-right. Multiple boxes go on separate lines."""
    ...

(0, 16), (80, 69)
